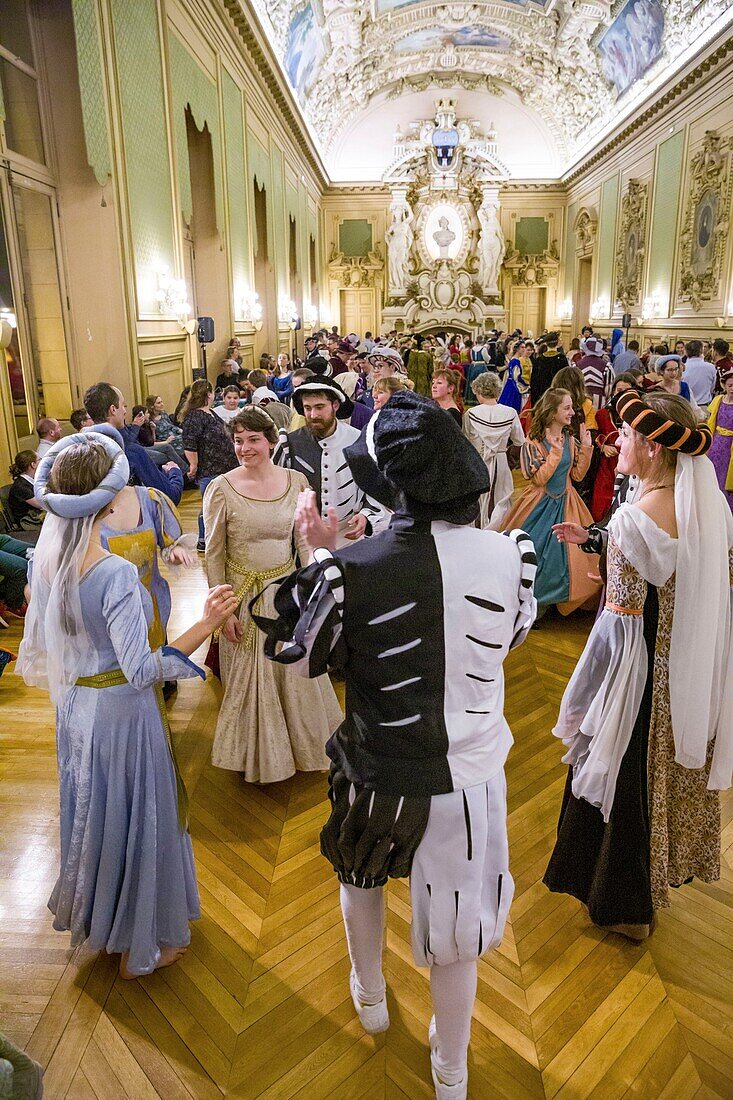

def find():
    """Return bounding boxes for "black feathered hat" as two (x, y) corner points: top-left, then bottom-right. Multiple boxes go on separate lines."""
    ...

(344, 390), (489, 524)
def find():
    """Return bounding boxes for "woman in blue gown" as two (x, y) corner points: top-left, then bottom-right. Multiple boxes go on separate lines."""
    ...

(16, 433), (237, 978)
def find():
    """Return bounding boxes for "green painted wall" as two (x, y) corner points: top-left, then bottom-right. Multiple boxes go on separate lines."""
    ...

(110, 0), (174, 310)
(515, 217), (548, 256)
(563, 202), (578, 299)
(269, 142), (286, 298)
(222, 70), (249, 297)
(168, 33), (224, 233)
(647, 131), (685, 314)
(339, 219), (373, 257)
(596, 174), (619, 308)
(71, 0), (111, 184)
(246, 129), (270, 258)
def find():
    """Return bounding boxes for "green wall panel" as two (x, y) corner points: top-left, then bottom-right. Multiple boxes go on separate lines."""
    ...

(647, 132), (684, 314)
(596, 174), (619, 307)
(246, 129), (270, 258)
(563, 202), (578, 299)
(168, 33), (224, 234)
(515, 217), (549, 256)
(269, 143), (286, 295)
(339, 219), (373, 257)
(110, 0), (174, 304)
(71, 0), (111, 185)
(222, 70), (249, 295)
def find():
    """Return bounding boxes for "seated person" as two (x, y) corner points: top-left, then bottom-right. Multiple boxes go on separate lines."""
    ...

(215, 358), (240, 391)
(213, 385), (243, 424)
(0, 533), (30, 619)
(8, 451), (43, 528)
(69, 408), (93, 431)
(36, 418), (62, 459)
(130, 405), (188, 474)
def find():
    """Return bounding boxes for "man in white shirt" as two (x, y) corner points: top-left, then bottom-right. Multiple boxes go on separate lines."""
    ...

(36, 418), (62, 459)
(682, 340), (717, 412)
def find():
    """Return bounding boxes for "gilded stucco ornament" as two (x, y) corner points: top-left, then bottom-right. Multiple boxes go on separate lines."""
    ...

(615, 179), (648, 311)
(328, 243), (385, 289)
(677, 130), (732, 311)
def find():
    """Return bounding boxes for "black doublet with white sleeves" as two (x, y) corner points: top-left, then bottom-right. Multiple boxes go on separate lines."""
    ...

(273, 422), (386, 533)
(254, 514), (537, 796)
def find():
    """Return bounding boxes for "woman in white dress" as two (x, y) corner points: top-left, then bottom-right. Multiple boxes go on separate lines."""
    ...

(204, 407), (342, 782)
(463, 371), (525, 529)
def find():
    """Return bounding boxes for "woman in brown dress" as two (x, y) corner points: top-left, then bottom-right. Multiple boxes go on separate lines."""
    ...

(545, 392), (733, 939)
(204, 407), (342, 782)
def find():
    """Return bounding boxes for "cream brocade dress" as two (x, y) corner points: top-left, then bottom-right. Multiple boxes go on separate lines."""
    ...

(204, 470), (342, 781)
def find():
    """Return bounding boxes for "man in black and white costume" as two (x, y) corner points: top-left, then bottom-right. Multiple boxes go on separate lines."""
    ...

(273, 377), (387, 548)
(254, 392), (536, 1099)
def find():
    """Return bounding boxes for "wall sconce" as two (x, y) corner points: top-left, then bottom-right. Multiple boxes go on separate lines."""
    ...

(558, 299), (573, 321)
(279, 297), (298, 326)
(305, 305), (319, 329)
(239, 288), (263, 330)
(155, 267), (191, 326)
(0, 307), (17, 329)
(0, 307), (16, 350)
(640, 293), (662, 323)
(589, 296), (609, 322)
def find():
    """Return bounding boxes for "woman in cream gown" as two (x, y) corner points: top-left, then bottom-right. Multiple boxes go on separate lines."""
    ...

(463, 371), (525, 529)
(204, 407), (342, 782)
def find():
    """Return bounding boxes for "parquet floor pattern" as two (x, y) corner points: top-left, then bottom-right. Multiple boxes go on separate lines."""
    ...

(1, 492), (731, 1098)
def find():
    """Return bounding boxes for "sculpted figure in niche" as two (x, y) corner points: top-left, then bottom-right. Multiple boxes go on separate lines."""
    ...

(477, 197), (506, 293)
(386, 196), (414, 294)
(433, 215), (457, 259)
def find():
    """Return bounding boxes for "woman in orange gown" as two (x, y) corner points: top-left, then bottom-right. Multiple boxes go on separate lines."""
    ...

(500, 388), (601, 614)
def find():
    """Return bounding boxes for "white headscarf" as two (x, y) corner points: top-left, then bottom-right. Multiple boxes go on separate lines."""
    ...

(670, 453), (733, 787)
(16, 432), (129, 705)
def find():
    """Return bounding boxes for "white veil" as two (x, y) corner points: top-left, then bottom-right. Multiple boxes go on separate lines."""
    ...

(16, 512), (96, 705)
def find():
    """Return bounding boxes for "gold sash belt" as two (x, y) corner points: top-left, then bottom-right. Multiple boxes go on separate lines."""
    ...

(221, 554), (294, 648)
(75, 669), (189, 831)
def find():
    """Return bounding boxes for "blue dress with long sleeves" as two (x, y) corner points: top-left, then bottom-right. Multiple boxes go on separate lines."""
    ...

(48, 554), (203, 975)
(519, 438), (571, 607)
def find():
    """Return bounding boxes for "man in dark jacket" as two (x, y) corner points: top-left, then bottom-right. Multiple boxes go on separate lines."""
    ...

(84, 382), (183, 504)
(529, 331), (569, 406)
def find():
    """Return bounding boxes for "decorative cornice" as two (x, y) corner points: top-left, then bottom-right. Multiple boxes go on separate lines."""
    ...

(325, 184), (391, 197)
(563, 37), (733, 188)
(221, 0), (327, 187)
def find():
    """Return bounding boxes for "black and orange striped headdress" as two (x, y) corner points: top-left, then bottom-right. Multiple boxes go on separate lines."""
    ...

(616, 390), (712, 455)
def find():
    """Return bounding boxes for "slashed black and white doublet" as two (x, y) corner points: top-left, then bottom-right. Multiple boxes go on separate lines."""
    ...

(273, 422), (387, 546)
(254, 515), (537, 965)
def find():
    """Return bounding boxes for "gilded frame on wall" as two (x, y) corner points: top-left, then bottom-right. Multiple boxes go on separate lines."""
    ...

(677, 130), (732, 310)
(614, 179), (648, 311)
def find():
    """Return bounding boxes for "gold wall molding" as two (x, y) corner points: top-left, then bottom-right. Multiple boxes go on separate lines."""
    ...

(614, 179), (648, 311)
(676, 129), (732, 311)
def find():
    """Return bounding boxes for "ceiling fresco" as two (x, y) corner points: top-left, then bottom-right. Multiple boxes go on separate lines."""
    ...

(243, 0), (732, 181)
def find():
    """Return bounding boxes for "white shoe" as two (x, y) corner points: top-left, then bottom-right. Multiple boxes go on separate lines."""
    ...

(349, 969), (389, 1034)
(429, 1016), (468, 1100)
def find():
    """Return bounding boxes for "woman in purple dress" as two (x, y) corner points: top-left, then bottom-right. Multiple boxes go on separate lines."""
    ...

(707, 370), (733, 513)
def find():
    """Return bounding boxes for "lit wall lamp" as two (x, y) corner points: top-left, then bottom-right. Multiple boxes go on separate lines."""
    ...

(589, 296), (609, 322)
(0, 307), (17, 350)
(239, 289), (263, 331)
(558, 299), (573, 321)
(305, 304), (319, 329)
(279, 297), (298, 326)
(640, 293), (662, 324)
(155, 267), (191, 327)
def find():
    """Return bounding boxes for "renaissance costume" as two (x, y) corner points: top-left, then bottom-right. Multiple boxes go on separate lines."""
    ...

(273, 379), (388, 547)
(545, 393), (733, 928)
(17, 434), (203, 976)
(499, 433), (600, 613)
(707, 392), (733, 513)
(204, 469), (340, 781)
(462, 403), (525, 529)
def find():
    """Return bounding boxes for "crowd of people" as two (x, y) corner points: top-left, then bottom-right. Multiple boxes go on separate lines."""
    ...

(3, 319), (733, 1100)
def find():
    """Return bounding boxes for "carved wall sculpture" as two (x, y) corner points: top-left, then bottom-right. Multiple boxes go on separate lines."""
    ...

(574, 207), (598, 259)
(380, 98), (510, 332)
(677, 130), (732, 310)
(614, 179), (648, 311)
(327, 243), (384, 288)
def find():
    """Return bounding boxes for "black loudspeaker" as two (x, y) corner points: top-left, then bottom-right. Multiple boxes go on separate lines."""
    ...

(293, 317), (302, 331)
(622, 313), (632, 329)
(197, 316), (215, 344)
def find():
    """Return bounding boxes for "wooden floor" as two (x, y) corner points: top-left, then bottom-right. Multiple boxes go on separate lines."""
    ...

(1, 491), (731, 1099)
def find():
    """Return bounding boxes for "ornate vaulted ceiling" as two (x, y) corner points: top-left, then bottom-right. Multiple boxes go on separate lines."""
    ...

(239, 0), (732, 182)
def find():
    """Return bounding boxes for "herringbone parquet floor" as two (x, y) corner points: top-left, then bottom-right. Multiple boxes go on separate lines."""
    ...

(1, 492), (731, 1098)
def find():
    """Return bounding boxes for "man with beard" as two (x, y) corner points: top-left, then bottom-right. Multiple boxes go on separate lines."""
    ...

(273, 379), (387, 547)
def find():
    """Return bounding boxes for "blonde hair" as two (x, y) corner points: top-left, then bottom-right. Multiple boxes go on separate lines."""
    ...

(46, 440), (114, 497)
(373, 376), (407, 398)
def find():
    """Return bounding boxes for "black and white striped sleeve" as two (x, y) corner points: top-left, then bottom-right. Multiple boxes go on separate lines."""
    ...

(504, 528), (537, 647)
(250, 548), (347, 677)
(272, 427), (291, 468)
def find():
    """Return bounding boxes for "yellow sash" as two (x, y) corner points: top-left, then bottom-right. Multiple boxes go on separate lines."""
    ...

(221, 555), (294, 647)
(708, 397), (733, 490)
(75, 669), (188, 830)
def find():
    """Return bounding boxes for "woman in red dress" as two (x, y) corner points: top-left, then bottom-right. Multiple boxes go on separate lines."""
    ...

(591, 375), (637, 521)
